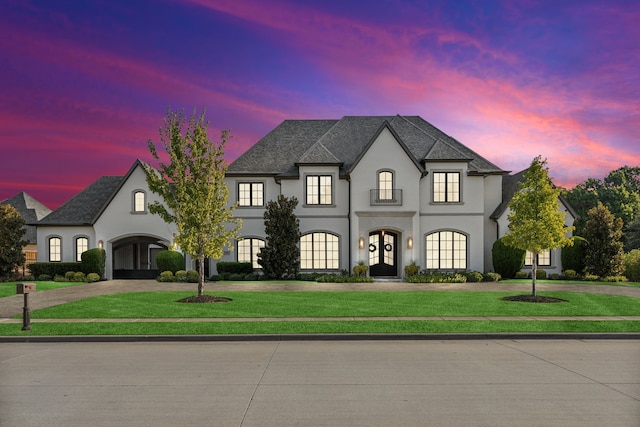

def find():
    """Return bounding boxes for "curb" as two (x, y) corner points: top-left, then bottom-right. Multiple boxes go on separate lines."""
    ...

(2, 332), (640, 343)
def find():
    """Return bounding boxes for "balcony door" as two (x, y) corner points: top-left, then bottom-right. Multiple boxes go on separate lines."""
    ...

(368, 230), (398, 277)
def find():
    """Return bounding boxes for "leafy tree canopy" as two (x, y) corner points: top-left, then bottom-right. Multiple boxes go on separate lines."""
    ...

(0, 204), (28, 279)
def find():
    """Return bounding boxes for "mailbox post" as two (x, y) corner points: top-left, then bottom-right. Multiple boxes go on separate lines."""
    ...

(16, 283), (36, 331)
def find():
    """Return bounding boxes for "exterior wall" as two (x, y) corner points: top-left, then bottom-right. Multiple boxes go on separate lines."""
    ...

(483, 174), (503, 272)
(37, 226), (95, 263)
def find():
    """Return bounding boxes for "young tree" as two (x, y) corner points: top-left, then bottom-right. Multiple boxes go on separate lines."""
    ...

(502, 156), (574, 297)
(258, 195), (300, 279)
(583, 202), (624, 277)
(144, 108), (241, 297)
(0, 204), (28, 279)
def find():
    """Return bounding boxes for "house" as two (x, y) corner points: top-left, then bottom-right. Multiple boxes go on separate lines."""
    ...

(35, 161), (177, 279)
(1, 192), (52, 276)
(34, 115), (575, 279)
(219, 115), (574, 277)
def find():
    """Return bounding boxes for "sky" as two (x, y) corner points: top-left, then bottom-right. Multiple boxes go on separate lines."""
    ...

(1, 0), (638, 209)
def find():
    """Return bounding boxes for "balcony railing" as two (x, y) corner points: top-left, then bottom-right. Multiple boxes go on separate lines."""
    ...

(370, 189), (402, 206)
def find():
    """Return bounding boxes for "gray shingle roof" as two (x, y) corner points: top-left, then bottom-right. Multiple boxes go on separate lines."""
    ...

(1, 192), (52, 243)
(227, 115), (506, 178)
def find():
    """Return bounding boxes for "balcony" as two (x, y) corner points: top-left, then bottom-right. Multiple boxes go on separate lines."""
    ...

(370, 189), (403, 206)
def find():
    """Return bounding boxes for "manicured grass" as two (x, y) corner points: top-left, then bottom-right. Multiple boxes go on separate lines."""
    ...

(26, 291), (640, 319)
(501, 279), (640, 288)
(0, 320), (638, 336)
(0, 281), (85, 298)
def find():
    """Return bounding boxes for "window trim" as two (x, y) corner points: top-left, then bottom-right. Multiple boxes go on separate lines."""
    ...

(432, 171), (462, 204)
(237, 181), (265, 207)
(304, 174), (334, 206)
(75, 236), (89, 262)
(300, 231), (340, 270)
(132, 190), (147, 214)
(425, 230), (468, 270)
(48, 236), (62, 262)
(237, 237), (265, 269)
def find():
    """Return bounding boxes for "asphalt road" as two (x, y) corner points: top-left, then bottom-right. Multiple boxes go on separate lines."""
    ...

(1, 339), (639, 426)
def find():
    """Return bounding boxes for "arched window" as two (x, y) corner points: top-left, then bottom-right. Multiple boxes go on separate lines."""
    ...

(49, 237), (61, 262)
(425, 231), (467, 269)
(378, 170), (393, 200)
(76, 237), (89, 262)
(300, 232), (339, 270)
(237, 238), (265, 268)
(133, 190), (146, 213)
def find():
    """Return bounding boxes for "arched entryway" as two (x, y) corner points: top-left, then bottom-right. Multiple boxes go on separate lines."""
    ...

(112, 236), (168, 279)
(368, 230), (398, 277)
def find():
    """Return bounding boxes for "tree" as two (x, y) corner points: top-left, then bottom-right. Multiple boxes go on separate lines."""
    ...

(144, 108), (241, 297)
(583, 202), (624, 277)
(257, 195), (300, 279)
(0, 204), (28, 280)
(502, 156), (574, 297)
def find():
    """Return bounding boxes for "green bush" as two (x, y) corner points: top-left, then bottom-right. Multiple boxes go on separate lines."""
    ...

(65, 271), (76, 281)
(563, 269), (577, 279)
(73, 272), (86, 282)
(216, 262), (253, 275)
(175, 270), (187, 282)
(583, 273), (599, 281)
(156, 251), (185, 274)
(561, 238), (586, 273)
(297, 272), (322, 281)
(623, 249), (640, 282)
(465, 271), (484, 283)
(186, 270), (199, 283)
(157, 271), (174, 282)
(515, 271), (528, 279)
(602, 275), (628, 282)
(54, 275), (67, 282)
(317, 274), (374, 283)
(87, 273), (100, 282)
(353, 261), (368, 277)
(483, 272), (501, 282)
(404, 261), (420, 278)
(550, 273), (561, 280)
(81, 248), (106, 278)
(492, 238), (525, 279)
(30, 262), (82, 278)
(38, 274), (51, 281)
(536, 269), (547, 280)
(407, 271), (467, 283)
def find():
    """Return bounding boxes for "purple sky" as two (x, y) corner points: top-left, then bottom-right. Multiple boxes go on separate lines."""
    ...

(1, 0), (638, 209)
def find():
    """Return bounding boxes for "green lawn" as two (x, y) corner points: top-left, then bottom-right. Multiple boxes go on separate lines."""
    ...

(501, 279), (640, 288)
(0, 281), (85, 298)
(26, 291), (640, 318)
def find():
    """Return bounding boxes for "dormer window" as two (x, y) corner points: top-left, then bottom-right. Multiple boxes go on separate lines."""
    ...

(133, 190), (146, 213)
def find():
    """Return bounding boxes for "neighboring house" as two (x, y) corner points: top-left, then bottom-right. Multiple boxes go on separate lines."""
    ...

(1, 192), (52, 276)
(35, 161), (177, 280)
(491, 169), (577, 276)
(222, 115), (515, 277)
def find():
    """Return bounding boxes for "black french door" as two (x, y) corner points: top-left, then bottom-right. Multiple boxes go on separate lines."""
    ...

(368, 230), (397, 276)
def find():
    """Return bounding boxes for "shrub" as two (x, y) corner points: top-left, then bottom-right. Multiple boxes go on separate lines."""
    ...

(404, 261), (420, 278)
(483, 272), (501, 282)
(87, 273), (100, 283)
(216, 262), (253, 275)
(563, 269), (577, 280)
(465, 271), (484, 283)
(550, 273), (561, 280)
(157, 271), (174, 282)
(38, 274), (51, 281)
(582, 273), (599, 281)
(407, 271), (467, 283)
(81, 248), (106, 278)
(623, 249), (640, 282)
(602, 275), (628, 282)
(317, 274), (374, 283)
(492, 238), (525, 279)
(535, 269), (547, 280)
(73, 272), (86, 282)
(353, 261), (368, 277)
(156, 250), (185, 274)
(186, 270), (199, 283)
(228, 273), (245, 281)
(175, 270), (187, 282)
(515, 271), (528, 279)
(65, 271), (76, 281)
(30, 262), (82, 278)
(297, 272), (321, 281)
(561, 238), (586, 274)
(54, 275), (67, 282)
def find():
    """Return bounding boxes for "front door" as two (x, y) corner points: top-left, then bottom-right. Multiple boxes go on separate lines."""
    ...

(368, 230), (398, 277)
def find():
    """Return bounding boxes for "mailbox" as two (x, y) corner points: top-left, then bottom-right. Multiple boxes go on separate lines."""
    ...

(16, 283), (36, 294)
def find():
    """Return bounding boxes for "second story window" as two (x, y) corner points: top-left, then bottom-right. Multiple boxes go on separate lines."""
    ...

(433, 172), (460, 203)
(238, 182), (264, 207)
(133, 190), (146, 213)
(306, 175), (332, 205)
(378, 171), (393, 200)
(525, 250), (551, 266)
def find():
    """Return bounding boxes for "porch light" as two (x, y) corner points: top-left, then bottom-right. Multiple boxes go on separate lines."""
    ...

(407, 237), (413, 249)
(98, 240), (103, 249)
(359, 237), (365, 249)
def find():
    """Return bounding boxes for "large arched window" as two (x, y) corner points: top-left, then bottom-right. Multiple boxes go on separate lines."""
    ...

(378, 170), (394, 200)
(49, 237), (61, 262)
(75, 237), (89, 262)
(237, 238), (265, 268)
(300, 232), (339, 270)
(425, 231), (467, 269)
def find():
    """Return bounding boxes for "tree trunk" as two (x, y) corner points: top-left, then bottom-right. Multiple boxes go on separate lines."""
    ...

(531, 255), (537, 298)
(198, 253), (205, 297)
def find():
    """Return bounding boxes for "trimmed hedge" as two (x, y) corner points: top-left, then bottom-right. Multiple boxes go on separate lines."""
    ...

(492, 238), (525, 279)
(156, 251), (185, 274)
(216, 262), (253, 275)
(81, 248), (106, 278)
(29, 262), (82, 278)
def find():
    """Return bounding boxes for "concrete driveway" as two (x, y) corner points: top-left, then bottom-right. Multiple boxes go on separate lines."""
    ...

(1, 339), (638, 426)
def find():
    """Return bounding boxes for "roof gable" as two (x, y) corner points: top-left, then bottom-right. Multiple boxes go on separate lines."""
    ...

(1, 192), (52, 243)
